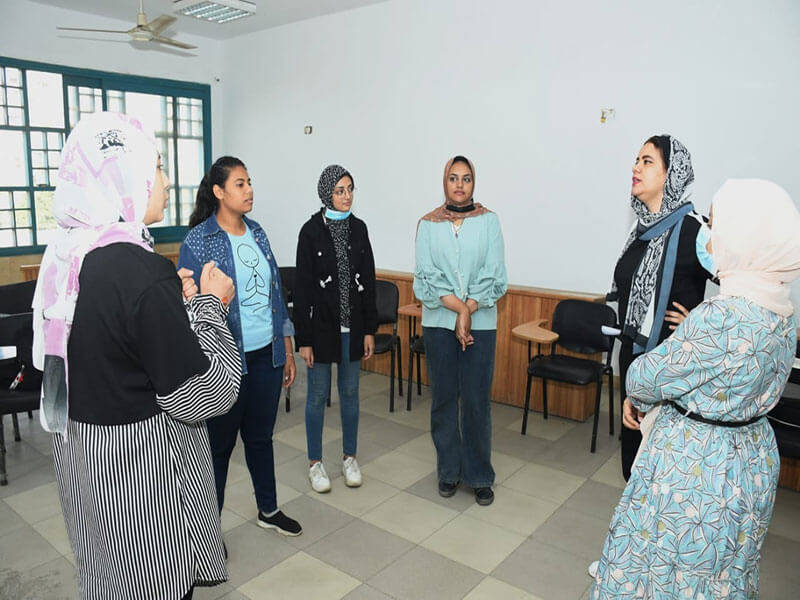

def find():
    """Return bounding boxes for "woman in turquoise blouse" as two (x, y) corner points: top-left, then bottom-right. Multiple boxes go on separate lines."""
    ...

(413, 155), (507, 506)
(592, 179), (800, 598)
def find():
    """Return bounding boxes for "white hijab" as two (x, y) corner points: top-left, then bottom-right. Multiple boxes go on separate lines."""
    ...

(712, 178), (800, 317)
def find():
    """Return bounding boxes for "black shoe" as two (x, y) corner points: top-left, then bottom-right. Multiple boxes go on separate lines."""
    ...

(257, 510), (303, 536)
(474, 487), (494, 506)
(438, 481), (459, 498)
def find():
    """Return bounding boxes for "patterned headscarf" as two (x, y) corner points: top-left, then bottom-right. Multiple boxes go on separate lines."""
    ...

(317, 164), (354, 327)
(612, 136), (696, 346)
(713, 179), (800, 317)
(32, 111), (159, 436)
(421, 155), (490, 223)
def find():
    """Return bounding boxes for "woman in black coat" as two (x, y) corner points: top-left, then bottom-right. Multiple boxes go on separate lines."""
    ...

(294, 164), (377, 493)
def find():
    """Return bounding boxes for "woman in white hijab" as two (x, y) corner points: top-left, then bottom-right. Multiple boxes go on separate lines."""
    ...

(33, 112), (240, 600)
(592, 179), (800, 599)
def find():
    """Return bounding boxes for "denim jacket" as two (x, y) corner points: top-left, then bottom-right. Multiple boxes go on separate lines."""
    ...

(178, 213), (294, 373)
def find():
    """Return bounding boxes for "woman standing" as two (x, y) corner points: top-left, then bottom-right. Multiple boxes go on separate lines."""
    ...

(294, 165), (376, 493)
(413, 155), (507, 506)
(33, 112), (240, 599)
(592, 178), (800, 598)
(609, 135), (715, 481)
(179, 156), (302, 537)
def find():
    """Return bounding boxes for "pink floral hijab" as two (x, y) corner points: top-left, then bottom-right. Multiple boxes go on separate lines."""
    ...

(32, 111), (158, 435)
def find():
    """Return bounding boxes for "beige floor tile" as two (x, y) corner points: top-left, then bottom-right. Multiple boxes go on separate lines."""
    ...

(31, 514), (75, 566)
(506, 415), (577, 441)
(589, 449), (626, 490)
(0, 525), (61, 572)
(274, 423), (342, 452)
(463, 486), (560, 536)
(463, 577), (544, 600)
(220, 508), (247, 533)
(238, 551), (360, 600)
(503, 463), (585, 504)
(4, 482), (62, 524)
(420, 514), (526, 574)
(226, 460), (251, 485)
(394, 433), (436, 463)
(310, 476), (399, 517)
(385, 405), (432, 431)
(491, 452), (526, 484)
(361, 450), (433, 489)
(223, 479), (302, 521)
(361, 490), (458, 544)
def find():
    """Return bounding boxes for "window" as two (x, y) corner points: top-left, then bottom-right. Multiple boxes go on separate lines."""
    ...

(0, 57), (211, 255)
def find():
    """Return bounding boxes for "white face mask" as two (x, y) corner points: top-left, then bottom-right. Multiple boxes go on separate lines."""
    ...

(695, 223), (716, 275)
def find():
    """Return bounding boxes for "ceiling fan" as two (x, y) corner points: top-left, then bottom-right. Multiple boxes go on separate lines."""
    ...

(56, 1), (197, 50)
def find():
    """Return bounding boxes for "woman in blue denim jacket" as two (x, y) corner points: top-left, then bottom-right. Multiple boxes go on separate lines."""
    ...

(178, 156), (302, 539)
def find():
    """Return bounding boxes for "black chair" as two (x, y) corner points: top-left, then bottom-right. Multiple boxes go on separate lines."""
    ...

(521, 299), (617, 453)
(1, 312), (42, 486)
(279, 266), (298, 412)
(0, 280), (37, 424)
(372, 280), (403, 411)
(407, 334), (425, 406)
(767, 337), (800, 460)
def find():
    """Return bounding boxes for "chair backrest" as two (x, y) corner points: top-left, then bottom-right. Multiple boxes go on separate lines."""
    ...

(278, 266), (296, 317)
(0, 280), (36, 315)
(551, 299), (617, 355)
(375, 280), (399, 327)
(0, 312), (41, 389)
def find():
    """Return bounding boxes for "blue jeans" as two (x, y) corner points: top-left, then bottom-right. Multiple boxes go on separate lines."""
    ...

(423, 327), (496, 488)
(305, 333), (361, 461)
(206, 343), (283, 513)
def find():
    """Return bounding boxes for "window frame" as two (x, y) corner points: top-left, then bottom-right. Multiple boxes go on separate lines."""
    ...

(0, 56), (211, 256)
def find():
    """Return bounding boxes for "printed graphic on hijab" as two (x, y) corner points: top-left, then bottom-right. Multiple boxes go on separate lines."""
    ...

(237, 244), (270, 310)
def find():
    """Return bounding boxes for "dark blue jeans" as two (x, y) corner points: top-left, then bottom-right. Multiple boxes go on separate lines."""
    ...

(206, 343), (283, 514)
(423, 327), (496, 488)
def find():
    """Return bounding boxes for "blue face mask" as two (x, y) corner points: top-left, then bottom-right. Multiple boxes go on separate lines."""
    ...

(324, 207), (350, 220)
(696, 223), (716, 275)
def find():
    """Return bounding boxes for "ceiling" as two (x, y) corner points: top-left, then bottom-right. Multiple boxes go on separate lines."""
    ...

(32, 0), (392, 40)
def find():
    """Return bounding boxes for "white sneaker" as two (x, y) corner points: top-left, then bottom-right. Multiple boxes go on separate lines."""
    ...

(309, 462), (331, 493)
(342, 456), (362, 487)
(588, 560), (599, 579)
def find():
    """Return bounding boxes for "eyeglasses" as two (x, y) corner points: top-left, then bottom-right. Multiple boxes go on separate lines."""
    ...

(333, 185), (355, 198)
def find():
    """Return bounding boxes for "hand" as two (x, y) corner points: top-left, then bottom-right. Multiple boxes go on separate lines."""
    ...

(283, 355), (296, 388)
(177, 267), (197, 302)
(465, 298), (479, 314)
(455, 309), (474, 351)
(622, 397), (645, 430)
(665, 301), (689, 331)
(363, 334), (375, 360)
(299, 346), (314, 369)
(200, 261), (234, 306)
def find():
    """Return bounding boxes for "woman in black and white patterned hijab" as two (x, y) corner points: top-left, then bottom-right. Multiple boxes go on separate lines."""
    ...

(294, 164), (378, 494)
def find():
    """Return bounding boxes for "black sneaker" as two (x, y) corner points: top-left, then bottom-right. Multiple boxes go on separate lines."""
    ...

(257, 510), (302, 536)
(438, 481), (459, 498)
(474, 487), (494, 506)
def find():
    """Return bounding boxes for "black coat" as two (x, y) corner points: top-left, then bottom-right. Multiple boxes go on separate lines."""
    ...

(294, 211), (377, 363)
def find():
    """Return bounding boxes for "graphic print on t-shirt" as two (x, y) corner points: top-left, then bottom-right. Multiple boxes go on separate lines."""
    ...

(236, 244), (270, 311)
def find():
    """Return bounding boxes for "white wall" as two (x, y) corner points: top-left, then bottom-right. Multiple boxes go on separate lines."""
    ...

(0, 0), (227, 152)
(220, 0), (800, 309)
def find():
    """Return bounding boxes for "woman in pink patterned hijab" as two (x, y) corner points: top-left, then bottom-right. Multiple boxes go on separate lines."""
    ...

(32, 111), (168, 435)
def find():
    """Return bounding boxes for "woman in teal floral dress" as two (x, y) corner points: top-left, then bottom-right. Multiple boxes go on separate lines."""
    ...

(592, 179), (800, 599)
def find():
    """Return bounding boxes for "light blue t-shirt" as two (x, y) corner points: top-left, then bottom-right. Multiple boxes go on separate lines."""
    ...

(228, 225), (273, 352)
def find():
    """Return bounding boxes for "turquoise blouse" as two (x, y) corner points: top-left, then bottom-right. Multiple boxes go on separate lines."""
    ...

(413, 212), (507, 331)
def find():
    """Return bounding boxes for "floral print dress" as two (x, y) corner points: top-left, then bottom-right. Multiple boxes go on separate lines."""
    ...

(592, 297), (796, 599)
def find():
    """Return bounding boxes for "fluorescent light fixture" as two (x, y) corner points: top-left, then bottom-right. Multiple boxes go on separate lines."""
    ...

(174, 0), (256, 24)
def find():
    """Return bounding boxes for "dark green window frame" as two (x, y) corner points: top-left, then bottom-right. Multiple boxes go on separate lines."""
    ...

(0, 56), (211, 257)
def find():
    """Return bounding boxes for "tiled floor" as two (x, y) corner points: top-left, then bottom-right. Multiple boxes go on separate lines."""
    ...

(2, 367), (799, 599)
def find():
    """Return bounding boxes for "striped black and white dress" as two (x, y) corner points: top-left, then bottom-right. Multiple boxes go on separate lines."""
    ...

(52, 244), (241, 600)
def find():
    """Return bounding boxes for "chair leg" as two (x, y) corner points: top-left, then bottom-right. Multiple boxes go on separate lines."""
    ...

(28, 411), (33, 419)
(12, 413), (21, 442)
(285, 385), (291, 413)
(608, 371), (614, 436)
(396, 339), (403, 398)
(389, 348), (396, 412)
(591, 380), (602, 453)
(416, 352), (422, 396)
(407, 346), (414, 404)
(522, 374), (532, 435)
(0, 415), (7, 486)
(542, 378), (548, 420)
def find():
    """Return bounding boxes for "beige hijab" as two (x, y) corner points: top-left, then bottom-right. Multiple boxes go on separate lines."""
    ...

(420, 155), (490, 223)
(712, 178), (800, 317)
